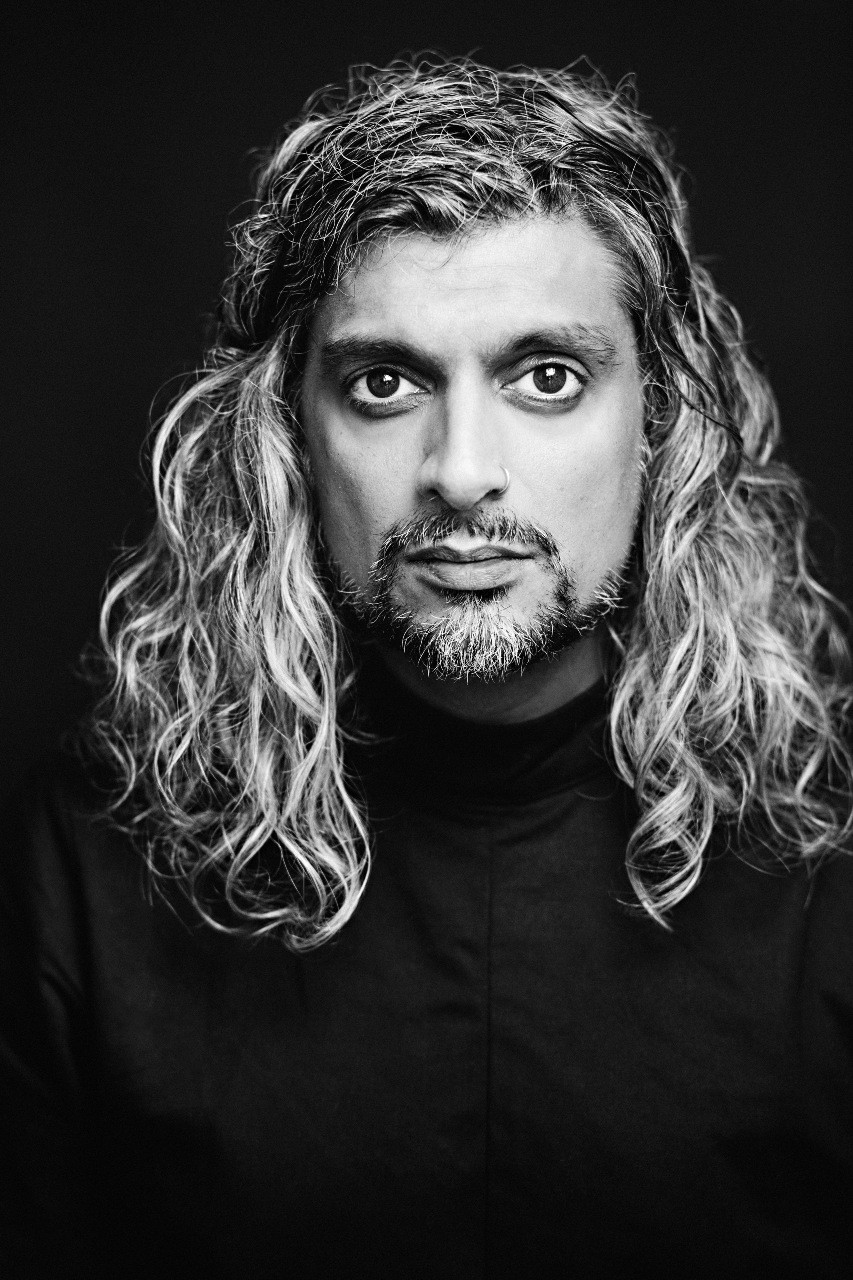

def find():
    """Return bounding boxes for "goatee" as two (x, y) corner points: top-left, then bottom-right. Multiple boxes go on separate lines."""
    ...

(325, 508), (623, 682)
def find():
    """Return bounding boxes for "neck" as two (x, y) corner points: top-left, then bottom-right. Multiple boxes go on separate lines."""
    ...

(375, 626), (605, 724)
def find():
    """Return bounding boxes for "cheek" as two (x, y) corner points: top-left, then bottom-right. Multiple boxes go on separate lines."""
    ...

(541, 409), (644, 585)
(304, 416), (409, 580)
(599, 422), (644, 528)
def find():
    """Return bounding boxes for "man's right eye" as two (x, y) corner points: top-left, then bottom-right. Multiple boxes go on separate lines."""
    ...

(347, 368), (425, 406)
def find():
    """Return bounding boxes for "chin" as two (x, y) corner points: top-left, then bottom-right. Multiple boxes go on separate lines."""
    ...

(378, 590), (597, 682)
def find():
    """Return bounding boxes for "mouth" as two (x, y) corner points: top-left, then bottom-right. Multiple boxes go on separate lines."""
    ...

(407, 543), (533, 564)
(406, 543), (534, 591)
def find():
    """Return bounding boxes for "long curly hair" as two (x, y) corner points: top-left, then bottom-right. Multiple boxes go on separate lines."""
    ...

(88, 56), (853, 946)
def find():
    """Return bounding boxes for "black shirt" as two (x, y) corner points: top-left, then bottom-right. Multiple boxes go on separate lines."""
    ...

(1, 670), (851, 1278)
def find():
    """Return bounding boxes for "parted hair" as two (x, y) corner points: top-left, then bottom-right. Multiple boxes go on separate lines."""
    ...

(89, 55), (853, 946)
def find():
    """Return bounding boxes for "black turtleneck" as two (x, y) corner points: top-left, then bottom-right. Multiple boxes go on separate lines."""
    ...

(1, 661), (851, 1278)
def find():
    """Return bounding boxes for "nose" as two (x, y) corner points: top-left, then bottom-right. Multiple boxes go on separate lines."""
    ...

(417, 382), (508, 510)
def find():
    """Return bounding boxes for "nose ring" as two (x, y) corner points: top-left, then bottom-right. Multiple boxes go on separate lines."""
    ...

(495, 465), (510, 496)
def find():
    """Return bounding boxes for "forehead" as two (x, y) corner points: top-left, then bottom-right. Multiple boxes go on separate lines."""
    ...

(310, 215), (633, 355)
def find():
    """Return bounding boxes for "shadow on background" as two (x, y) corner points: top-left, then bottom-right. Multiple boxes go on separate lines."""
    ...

(2, 1), (850, 802)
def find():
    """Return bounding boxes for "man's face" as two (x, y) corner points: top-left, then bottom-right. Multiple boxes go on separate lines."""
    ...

(300, 215), (646, 681)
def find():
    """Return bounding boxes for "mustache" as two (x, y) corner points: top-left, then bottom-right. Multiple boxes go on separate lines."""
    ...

(373, 506), (561, 582)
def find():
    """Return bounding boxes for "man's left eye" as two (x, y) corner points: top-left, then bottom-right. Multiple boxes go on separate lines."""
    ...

(510, 363), (584, 401)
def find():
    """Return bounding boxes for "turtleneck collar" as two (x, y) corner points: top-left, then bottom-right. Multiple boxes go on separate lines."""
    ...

(347, 647), (613, 808)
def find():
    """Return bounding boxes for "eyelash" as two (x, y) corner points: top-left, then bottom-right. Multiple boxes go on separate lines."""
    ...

(345, 369), (425, 411)
(344, 360), (588, 414)
(508, 364), (586, 404)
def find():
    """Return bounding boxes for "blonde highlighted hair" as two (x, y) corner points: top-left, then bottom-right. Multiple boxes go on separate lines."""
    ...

(88, 56), (852, 945)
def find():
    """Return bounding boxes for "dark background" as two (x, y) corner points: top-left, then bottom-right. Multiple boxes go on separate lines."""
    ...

(2, 1), (850, 804)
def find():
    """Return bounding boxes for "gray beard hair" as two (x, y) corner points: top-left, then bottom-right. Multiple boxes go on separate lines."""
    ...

(328, 508), (624, 682)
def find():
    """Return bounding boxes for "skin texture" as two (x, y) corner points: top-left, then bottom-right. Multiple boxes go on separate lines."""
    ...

(301, 215), (646, 722)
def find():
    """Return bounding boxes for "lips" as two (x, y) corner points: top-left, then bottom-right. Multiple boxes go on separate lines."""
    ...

(406, 543), (533, 590)
(407, 544), (532, 564)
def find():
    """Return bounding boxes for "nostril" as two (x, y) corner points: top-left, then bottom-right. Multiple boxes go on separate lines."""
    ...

(419, 460), (510, 510)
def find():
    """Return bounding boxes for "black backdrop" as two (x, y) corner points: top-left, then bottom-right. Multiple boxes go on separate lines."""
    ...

(3, 1), (850, 803)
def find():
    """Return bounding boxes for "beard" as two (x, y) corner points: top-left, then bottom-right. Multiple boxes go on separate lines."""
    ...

(326, 507), (624, 682)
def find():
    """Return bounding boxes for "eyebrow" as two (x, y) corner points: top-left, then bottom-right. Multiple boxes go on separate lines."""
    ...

(314, 323), (622, 378)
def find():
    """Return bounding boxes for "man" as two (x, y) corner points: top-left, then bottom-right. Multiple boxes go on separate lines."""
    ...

(2, 56), (851, 1279)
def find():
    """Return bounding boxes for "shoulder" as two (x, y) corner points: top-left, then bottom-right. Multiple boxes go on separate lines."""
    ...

(792, 849), (853, 1158)
(801, 848), (853, 978)
(808, 844), (853, 907)
(0, 743), (148, 951)
(2, 742), (119, 871)
(1, 740), (229, 1014)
